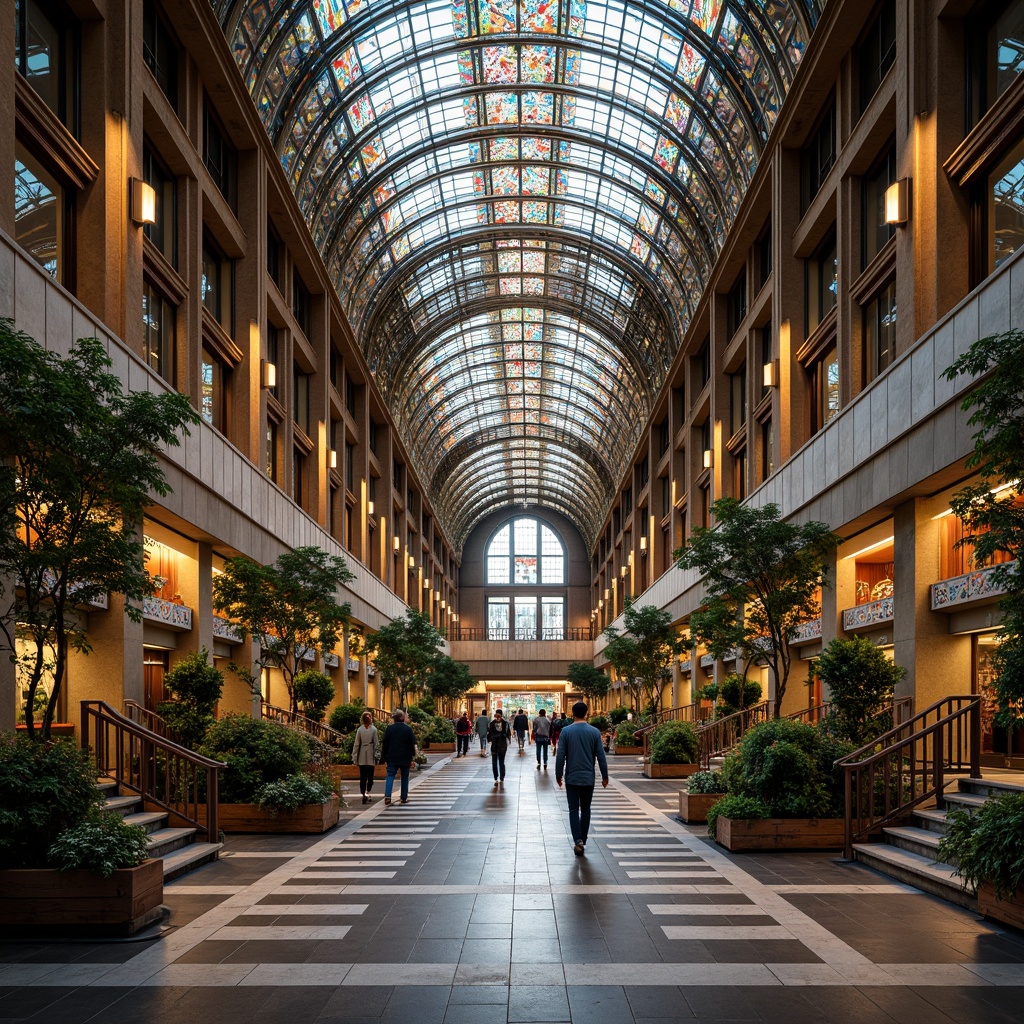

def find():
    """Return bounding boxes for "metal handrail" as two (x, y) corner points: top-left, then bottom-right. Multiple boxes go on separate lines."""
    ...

(445, 626), (594, 642)
(634, 702), (708, 755)
(836, 695), (981, 858)
(696, 702), (772, 768)
(261, 702), (348, 746)
(123, 699), (182, 744)
(785, 702), (832, 725)
(81, 700), (223, 843)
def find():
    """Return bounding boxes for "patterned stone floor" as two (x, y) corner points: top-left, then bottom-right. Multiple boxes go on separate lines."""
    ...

(2, 750), (1024, 1022)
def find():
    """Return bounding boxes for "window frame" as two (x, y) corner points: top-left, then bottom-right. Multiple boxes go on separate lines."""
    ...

(485, 516), (567, 587)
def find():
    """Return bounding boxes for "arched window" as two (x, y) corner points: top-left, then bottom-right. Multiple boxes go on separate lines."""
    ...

(486, 517), (565, 585)
(485, 517), (566, 640)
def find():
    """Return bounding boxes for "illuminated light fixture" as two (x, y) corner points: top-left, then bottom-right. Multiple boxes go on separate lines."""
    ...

(598, 599), (604, 609)
(703, 448), (714, 469)
(408, 555), (415, 568)
(328, 449), (337, 470)
(393, 536), (400, 552)
(441, 600), (446, 610)
(620, 565), (628, 578)
(884, 178), (910, 225)
(763, 358), (779, 388)
(424, 578), (430, 589)
(604, 588), (610, 600)
(639, 536), (648, 554)
(368, 500), (374, 515)
(260, 359), (277, 389)
(130, 177), (156, 225)
(844, 536), (895, 560)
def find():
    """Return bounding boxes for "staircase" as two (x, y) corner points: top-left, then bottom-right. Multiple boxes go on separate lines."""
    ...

(851, 775), (1024, 909)
(99, 778), (222, 882)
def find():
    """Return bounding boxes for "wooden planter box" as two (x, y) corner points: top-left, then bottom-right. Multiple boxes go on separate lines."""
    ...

(978, 884), (1024, 931)
(716, 816), (845, 851)
(678, 790), (724, 823)
(643, 758), (700, 779)
(202, 796), (340, 834)
(424, 742), (455, 752)
(329, 764), (388, 784)
(613, 745), (643, 756)
(0, 859), (163, 938)
(15, 723), (76, 738)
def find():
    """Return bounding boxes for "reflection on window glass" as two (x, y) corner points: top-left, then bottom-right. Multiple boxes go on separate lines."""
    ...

(142, 281), (175, 383)
(514, 598), (537, 640)
(806, 233), (838, 333)
(486, 516), (565, 585)
(989, 2), (1024, 103)
(487, 596), (510, 639)
(814, 347), (840, 431)
(863, 147), (896, 268)
(541, 597), (564, 639)
(864, 280), (897, 381)
(14, 146), (62, 282)
(989, 137), (1024, 272)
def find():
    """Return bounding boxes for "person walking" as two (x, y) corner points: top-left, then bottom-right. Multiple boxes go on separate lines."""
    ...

(475, 708), (490, 756)
(455, 711), (473, 757)
(351, 711), (380, 804)
(487, 708), (513, 788)
(381, 708), (417, 805)
(550, 710), (564, 754)
(532, 707), (552, 770)
(512, 708), (529, 753)
(555, 701), (609, 856)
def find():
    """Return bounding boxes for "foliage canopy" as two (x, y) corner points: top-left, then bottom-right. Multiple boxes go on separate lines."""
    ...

(602, 601), (685, 715)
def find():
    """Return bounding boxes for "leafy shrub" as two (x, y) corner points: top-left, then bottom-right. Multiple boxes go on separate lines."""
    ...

(422, 716), (455, 744)
(706, 794), (770, 840)
(406, 705), (431, 725)
(156, 648), (223, 749)
(330, 733), (356, 765)
(696, 683), (719, 702)
(47, 810), (150, 878)
(416, 694), (437, 717)
(293, 670), (335, 722)
(718, 674), (763, 712)
(0, 736), (102, 869)
(200, 714), (310, 803)
(721, 718), (850, 819)
(329, 701), (366, 734)
(939, 792), (1024, 901)
(817, 635), (906, 745)
(649, 720), (699, 764)
(688, 770), (728, 795)
(614, 722), (641, 747)
(589, 715), (610, 732)
(256, 774), (334, 813)
(608, 706), (631, 725)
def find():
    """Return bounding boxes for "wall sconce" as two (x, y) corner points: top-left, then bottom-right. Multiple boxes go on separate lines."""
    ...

(328, 449), (337, 470)
(598, 599), (604, 609)
(702, 448), (714, 469)
(393, 536), (401, 552)
(604, 588), (610, 600)
(408, 554), (415, 568)
(884, 178), (910, 225)
(763, 358), (779, 388)
(620, 565), (628, 578)
(368, 500), (374, 515)
(130, 178), (156, 225)
(441, 600), (446, 610)
(423, 578), (431, 589)
(260, 359), (277, 389)
(639, 535), (648, 554)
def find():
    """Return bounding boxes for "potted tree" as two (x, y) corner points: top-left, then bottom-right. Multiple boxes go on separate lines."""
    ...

(0, 735), (161, 937)
(157, 648), (224, 749)
(293, 669), (335, 723)
(643, 719), (700, 778)
(678, 769), (729, 823)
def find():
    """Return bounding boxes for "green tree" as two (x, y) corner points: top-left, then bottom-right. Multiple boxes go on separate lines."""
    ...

(364, 608), (445, 709)
(0, 324), (198, 739)
(566, 661), (611, 708)
(212, 546), (354, 716)
(157, 647), (224, 749)
(943, 329), (1024, 737)
(426, 655), (474, 711)
(602, 601), (685, 717)
(293, 669), (335, 722)
(676, 498), (841, 717)
(816, 635), (905, 746)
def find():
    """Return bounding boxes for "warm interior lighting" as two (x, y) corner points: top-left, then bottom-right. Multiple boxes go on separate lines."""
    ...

(408, 555), (415, 568)
(884, 178), (910, 225)
(844, 536), (895, 560)
(328, 449), (337, 469)
(763, 358), (779, 388)
(393, 536), (400, 552)
(703, 448), (714, 469)
(367, 500), (374, 515)
(130, 178), (156, 225)
(620, 565), (628, 578)
(424, 578), (430, 589)
(598, 599), (604, 609)
(261, 359), (277, 389)
(604, 588), (610, 600)
(639, 535), (648, 553)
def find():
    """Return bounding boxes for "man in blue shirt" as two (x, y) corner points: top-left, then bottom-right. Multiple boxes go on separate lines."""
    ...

(555, 701), (609, 856)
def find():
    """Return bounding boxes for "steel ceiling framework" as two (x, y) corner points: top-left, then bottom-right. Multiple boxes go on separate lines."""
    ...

(213, 0), (822, 549)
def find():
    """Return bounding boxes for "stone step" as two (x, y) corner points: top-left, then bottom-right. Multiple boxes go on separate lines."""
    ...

(913, 808), (954, 835)
(103, 795), (141, 816)
(882, 824), (943, 860)
(122, 810), (170, 835)
(957, 776), (1024, 799)
(160, 842), (223, 882)
(852, 843), (975, 910)
(146, 827), (198, 859)
(944, 792), (987, 812)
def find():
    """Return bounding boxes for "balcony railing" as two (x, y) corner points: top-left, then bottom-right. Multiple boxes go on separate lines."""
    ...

(931, 561), (1014, 611)
(447, 626), (594, 641)
(842, 595), (894, 632)
(143, 595), (193, 630)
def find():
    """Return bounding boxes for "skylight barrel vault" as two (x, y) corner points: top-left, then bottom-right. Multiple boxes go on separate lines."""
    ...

(213, 0), (822, 549)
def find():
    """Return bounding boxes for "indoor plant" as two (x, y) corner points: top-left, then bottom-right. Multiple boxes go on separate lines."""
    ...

(678, 769), (729, 823)
(644, 719), (699, 778)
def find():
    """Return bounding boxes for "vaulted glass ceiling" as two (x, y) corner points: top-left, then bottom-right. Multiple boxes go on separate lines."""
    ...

(213, 0), (822, 549)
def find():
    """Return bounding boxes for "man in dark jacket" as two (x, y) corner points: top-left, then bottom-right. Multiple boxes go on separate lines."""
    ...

(512, 709), (529, 752)
(555, 702), (609, 856)
(381, 709), (417, 805)
(486, 709), (513, 788)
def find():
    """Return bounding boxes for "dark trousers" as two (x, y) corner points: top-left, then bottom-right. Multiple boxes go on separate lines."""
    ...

(535, 738), (549, 765)
(457, 733), (470, 755)
(491, 747), (507, 780)
(358, 764), (374, 795)
(514, 728), (526, 749)
(564, 783), (595, 845)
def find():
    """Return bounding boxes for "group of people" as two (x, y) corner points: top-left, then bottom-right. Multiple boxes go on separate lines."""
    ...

(354, 702), (610, 857)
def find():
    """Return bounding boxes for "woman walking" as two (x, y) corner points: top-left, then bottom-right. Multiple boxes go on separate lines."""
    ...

(455, 711), (473, 757)
(487, 708), (513, 789)
(351, 711), (380, 804)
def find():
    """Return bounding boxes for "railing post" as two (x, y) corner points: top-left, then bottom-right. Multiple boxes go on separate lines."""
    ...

(207, 765), (219, 844)
(843, 767), (853, 860)
(970, 697), (982, 779)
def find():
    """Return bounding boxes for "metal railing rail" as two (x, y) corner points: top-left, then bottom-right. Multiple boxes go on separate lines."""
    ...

(123, 699), (181, 744)
(81, 699), (223, 843)
(634, 702), (709, 755)
(261, 703), (348, 746)
(695, 702), (772, 768)
(446, 626), (594, 642)
(836, 695), (981, 858)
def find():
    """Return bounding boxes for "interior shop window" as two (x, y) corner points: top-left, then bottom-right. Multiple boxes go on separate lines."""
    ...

(800, 102), (836, 211)
(14, 143), (67, 284)
(806, 232), (838, 333)
(812, 347), (840, 432)
(863, 146), (897, 268)
(864, 280), (897, 381)
(968, 0), (1024, 126)
(15, 0), (79, 133)
(201, 346), (230, 434)
(859, 0), (897, 113)
(142, 280), (176, 385)
(142, 143), (176, 266)
(986, 135), (1024, 272)
(142, 0), (178, 109)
